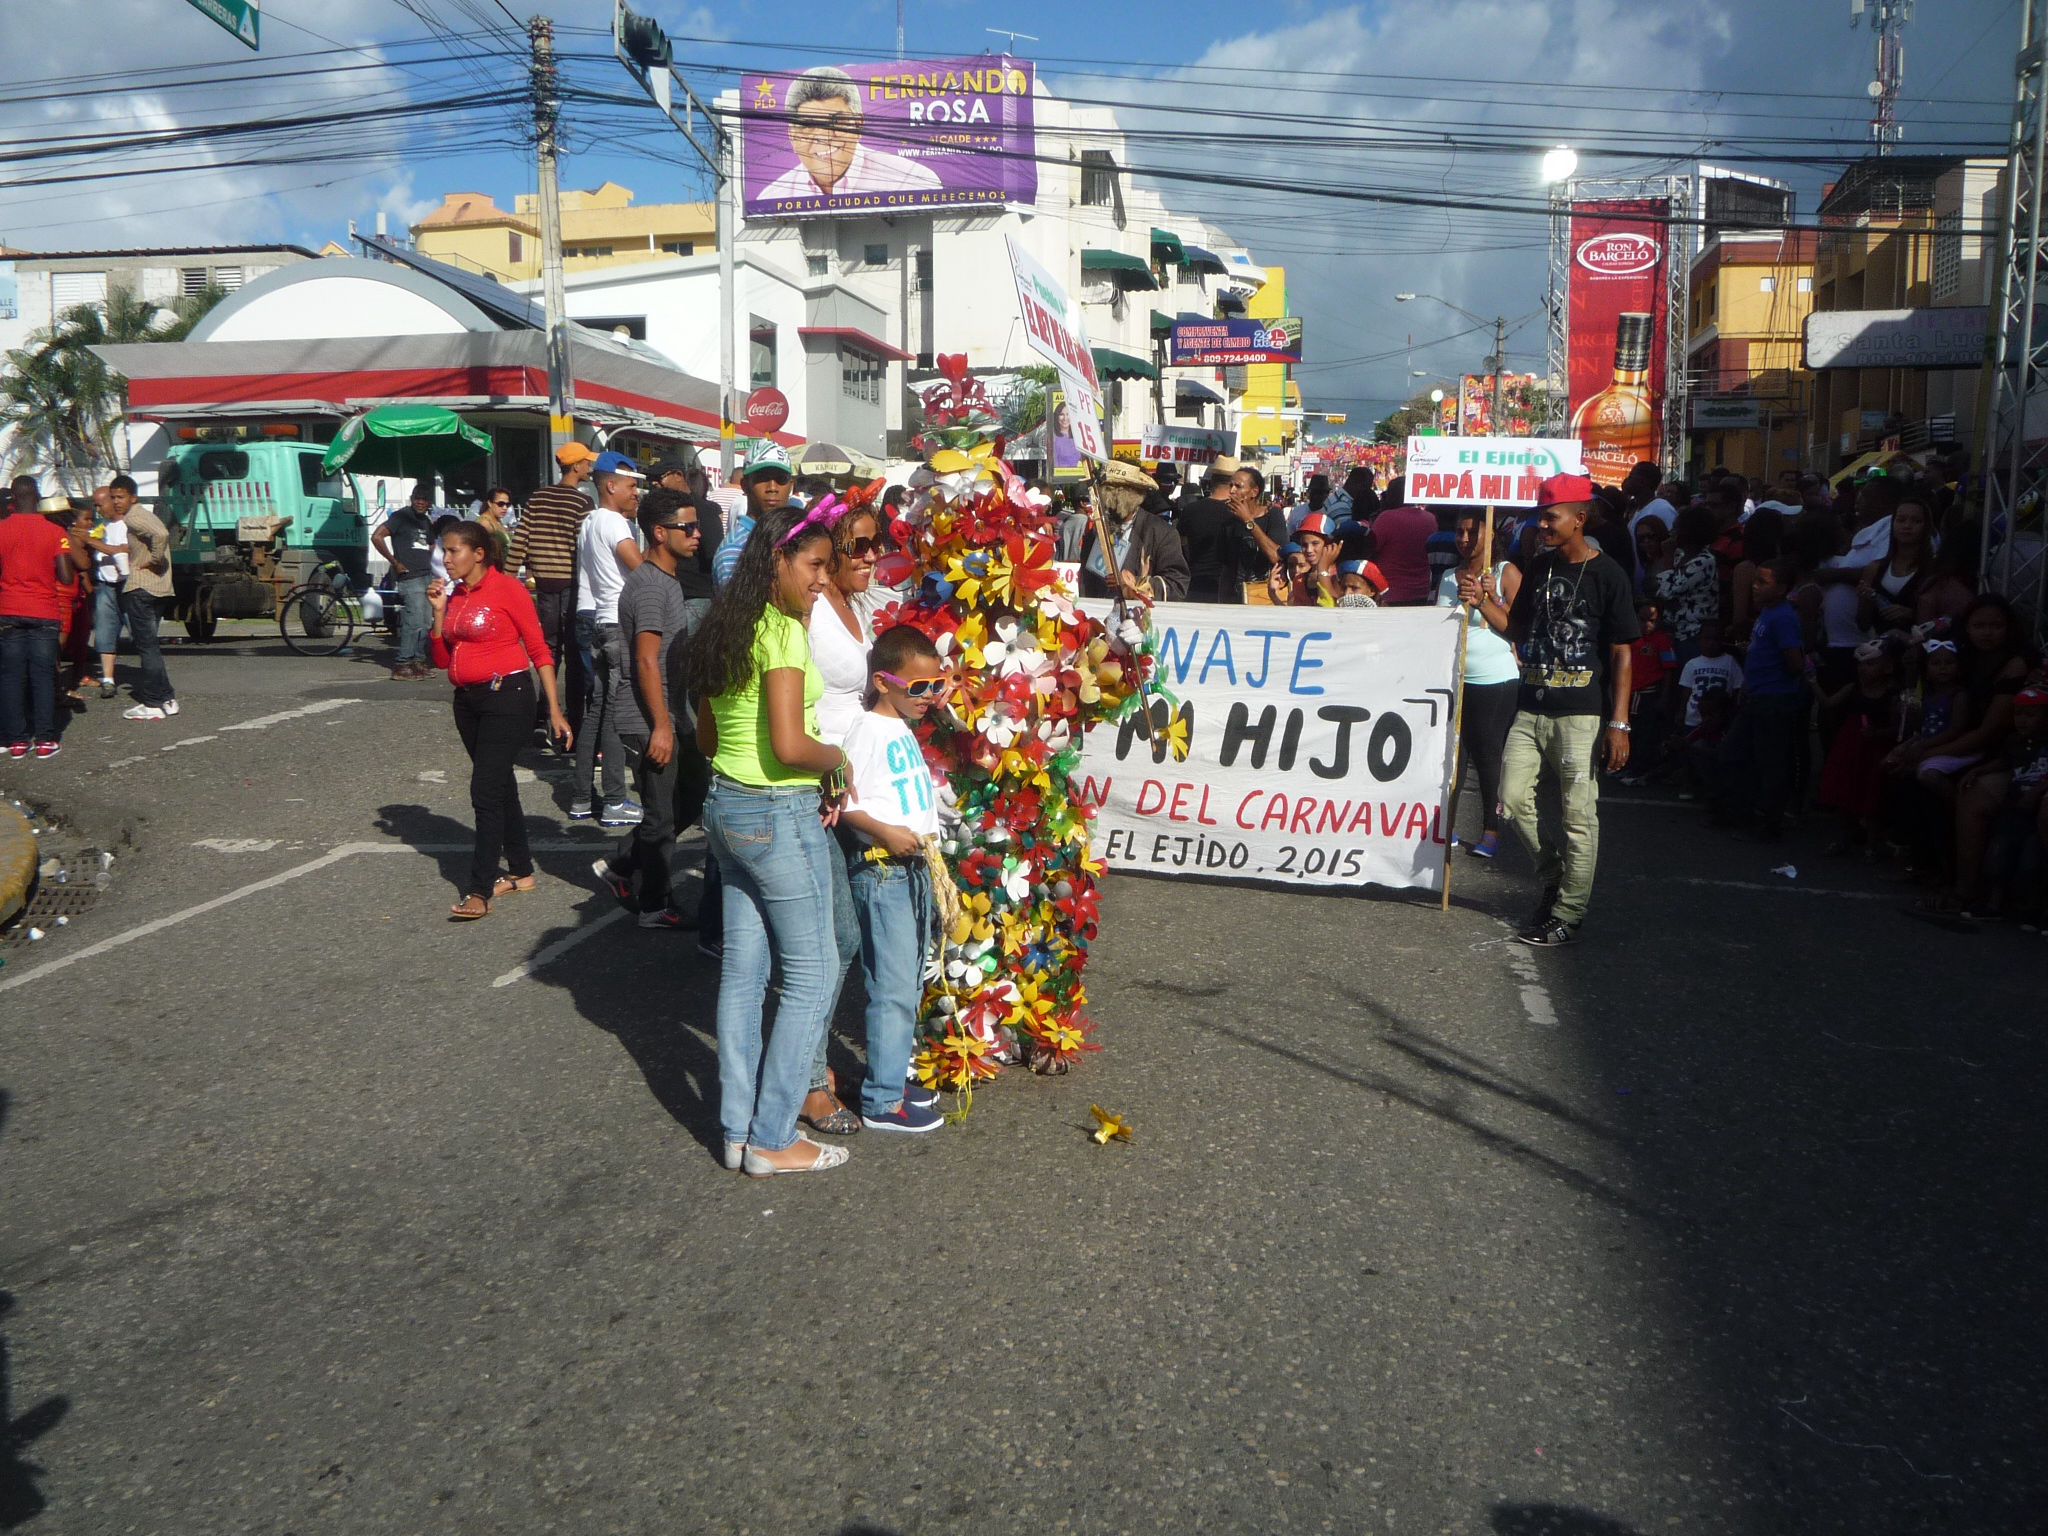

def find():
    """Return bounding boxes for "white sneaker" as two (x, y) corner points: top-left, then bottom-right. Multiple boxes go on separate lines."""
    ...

(123, 703), (166, 721)
(162, 698), (180, 716)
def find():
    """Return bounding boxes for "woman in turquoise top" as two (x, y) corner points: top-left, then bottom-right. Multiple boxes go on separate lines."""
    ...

(1443, 508), (1524, 860)
(688, 502), (852, 1176)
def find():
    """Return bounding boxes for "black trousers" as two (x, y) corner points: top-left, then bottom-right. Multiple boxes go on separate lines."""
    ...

(1454, 680), (1519, 835)
(610, 729), (713, 913)
(531, 586), (581, 727)
(453, 672), (535, 898)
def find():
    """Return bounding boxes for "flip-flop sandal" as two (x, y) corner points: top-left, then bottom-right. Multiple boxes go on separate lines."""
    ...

(449, 895), (492, 921)
(492, 875), (538, 897)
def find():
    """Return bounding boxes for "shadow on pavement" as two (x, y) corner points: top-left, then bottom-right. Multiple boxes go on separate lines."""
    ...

(0, 1093), (69, 1531)
(1528, 805), (2046, 1534)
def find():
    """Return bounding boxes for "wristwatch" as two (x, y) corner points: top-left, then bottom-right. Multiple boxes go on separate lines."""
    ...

(1607, 720), (1631, 732)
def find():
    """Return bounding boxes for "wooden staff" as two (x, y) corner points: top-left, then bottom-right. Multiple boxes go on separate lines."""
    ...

(1085, 458), (1160, 737)
(1439, 506), (1496, 913)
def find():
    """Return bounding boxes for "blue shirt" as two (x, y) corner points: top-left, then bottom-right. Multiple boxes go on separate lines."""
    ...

(1745, 602), (1805, 695)
(712, 511), (754, 588)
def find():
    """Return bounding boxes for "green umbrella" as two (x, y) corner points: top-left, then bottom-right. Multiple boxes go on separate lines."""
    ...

(322, 404), (493, 476)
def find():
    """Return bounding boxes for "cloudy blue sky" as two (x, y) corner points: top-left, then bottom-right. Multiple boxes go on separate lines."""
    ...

(2, 0), (2016, 425)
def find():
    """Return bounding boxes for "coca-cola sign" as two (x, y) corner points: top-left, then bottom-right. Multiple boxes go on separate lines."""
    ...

(742, 387), (789, 435)
(1575, 232), (1661, 276)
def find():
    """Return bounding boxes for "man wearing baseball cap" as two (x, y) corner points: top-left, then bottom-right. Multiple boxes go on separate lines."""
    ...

(509, 440), (601, 729)
(570, 450), (647, 824)
(648, 445), (722, 585)
(711, 444), (794, 588)
(1466, 471), (1640, 946)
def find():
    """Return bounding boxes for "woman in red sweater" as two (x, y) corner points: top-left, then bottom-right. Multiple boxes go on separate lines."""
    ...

(429, 521), (573, 920)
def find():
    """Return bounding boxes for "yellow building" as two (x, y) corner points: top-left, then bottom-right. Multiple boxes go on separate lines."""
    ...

(1684, 229), (1818, 479)
(1238, 263), (1293, 453)
(410, 182), (715, 281)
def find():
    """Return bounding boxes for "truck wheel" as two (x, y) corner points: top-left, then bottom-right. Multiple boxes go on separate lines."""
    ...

(184, 594), (218, 643)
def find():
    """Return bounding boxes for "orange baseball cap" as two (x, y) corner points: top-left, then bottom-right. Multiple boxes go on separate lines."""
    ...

(555, 441), (599, 467)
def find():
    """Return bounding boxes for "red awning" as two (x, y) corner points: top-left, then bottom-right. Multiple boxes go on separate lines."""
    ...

(797, 326), (914, 363)
(94, 333), (801, 445)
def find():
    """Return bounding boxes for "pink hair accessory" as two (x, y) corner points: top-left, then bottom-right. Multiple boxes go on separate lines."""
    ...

(778, 497), (843, 547)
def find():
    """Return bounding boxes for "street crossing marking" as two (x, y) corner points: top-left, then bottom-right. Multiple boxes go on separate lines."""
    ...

(491, 906), (633, 988)
(219, 698), (363, 731)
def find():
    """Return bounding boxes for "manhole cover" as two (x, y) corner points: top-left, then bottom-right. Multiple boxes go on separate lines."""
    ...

(3, 853), (107, 944)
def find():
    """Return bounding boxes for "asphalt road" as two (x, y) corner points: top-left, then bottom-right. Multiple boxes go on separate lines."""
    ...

(1, 625), (2041, 1535)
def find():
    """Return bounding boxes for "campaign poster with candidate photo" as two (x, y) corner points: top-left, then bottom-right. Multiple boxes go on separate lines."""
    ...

(740, 57), (1038, 220)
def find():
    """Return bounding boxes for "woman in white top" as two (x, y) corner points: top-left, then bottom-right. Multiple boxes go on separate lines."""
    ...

(1444, 509), (1524, 861)
(797, 492), (885, 1138)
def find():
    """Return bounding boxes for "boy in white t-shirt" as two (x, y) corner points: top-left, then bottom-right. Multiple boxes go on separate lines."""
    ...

(87, 496), (129, 697)
(841, 624), (949, 1134)
(1677, 618), (1745, 730)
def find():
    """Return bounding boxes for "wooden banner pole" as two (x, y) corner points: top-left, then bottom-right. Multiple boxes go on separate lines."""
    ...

(1439, 505), (1496, 912)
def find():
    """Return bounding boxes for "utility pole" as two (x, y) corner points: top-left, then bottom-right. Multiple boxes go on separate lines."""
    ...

(1489, 314), (1508, 435)
(896, 0), (905, 60)
(530, 15), (573, 459)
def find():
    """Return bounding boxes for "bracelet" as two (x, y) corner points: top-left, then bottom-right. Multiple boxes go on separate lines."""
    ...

(822, 762), (849, 798)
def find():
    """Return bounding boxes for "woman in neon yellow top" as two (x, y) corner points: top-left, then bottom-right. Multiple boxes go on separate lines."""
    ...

(689, 502), (853, 1177)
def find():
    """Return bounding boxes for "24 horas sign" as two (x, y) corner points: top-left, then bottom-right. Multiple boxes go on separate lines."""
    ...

(1074, 605), (1463, 892)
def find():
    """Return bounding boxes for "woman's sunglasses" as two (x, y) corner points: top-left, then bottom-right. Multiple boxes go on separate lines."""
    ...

(839, 535), (880, 558)
(489, 499), (511, 509)
(875, 670), (947, 698)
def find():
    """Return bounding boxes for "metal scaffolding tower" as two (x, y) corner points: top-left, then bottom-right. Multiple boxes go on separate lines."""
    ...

(1982, 0), (2048, 633)
(1852, 0), (1914, 154)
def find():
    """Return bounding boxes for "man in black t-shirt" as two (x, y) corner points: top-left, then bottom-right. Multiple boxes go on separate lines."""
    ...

(1489, 473), (1640, 946)
(371, 482), (440, 680)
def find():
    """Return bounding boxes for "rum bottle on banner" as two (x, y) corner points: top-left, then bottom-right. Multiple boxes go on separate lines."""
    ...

(1572, 311), (1657, 485)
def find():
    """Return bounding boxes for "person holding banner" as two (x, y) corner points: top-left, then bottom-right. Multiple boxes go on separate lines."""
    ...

(1487, 475), (1640, 947)
(1448, 509), (1524, 861)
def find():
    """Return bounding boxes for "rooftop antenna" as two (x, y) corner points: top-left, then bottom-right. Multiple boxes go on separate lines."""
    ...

(1852, 0), (1913, 154)
(896, 0), (904, 59)
(985, 26), (1037, 52)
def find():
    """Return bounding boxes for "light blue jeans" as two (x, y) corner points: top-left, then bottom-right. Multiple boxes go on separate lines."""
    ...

(849, 855), (935, 1118)
(704, 777), (839, 1153)
(811, 838), (862, 1094)
(394, 573), (432, 665)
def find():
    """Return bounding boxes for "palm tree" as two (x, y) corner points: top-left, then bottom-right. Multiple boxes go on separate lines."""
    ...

(0, 281), (228, 484)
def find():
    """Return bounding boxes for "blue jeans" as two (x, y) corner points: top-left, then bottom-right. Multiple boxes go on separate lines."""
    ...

(572, 613), (628, 804)
(850, 854), (935, 1117)
(811, 835), (862, 1093)
(0, 616), (60, 745)
(704, 777), (839, 1153)
(395, 573), (432, 665)
(120, 589), (173, 707)
(92, 583), (125, 658)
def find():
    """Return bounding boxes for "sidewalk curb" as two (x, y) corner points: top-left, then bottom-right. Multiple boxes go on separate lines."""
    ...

(0, 797), (35, 929)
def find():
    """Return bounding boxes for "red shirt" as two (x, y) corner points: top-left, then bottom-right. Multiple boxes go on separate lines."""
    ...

(431, 566), (553, 685)
(1368, 504), (1438, 604)
(1631, 626), (1677, 691)
(0, 513), (73, 622)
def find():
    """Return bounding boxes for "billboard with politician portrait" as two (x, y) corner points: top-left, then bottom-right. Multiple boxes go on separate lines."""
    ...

(741, 57), (1038, 220)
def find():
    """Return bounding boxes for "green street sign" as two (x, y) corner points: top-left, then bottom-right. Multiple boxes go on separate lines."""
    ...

(184, 0), (259, 50)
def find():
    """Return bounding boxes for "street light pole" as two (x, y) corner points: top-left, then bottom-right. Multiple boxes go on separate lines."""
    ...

(530, 15), (573, 460)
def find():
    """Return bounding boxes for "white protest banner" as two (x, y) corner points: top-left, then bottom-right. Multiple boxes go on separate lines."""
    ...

(1405, 436), (1585, 507)
(1074, 603), (1463, 891)
(1139, 423), (1236, 468)
(1006, 235), (1108, 463)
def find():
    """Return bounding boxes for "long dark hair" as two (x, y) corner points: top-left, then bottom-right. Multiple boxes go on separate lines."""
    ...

(686, 504), (831, 701)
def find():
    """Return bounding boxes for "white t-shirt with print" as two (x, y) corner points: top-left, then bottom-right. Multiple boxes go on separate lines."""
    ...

(95, 519), (128, 585)
(1678, 652), (1744, 728)
(576, 506), (639, 622)
(841, 710), (939, 843)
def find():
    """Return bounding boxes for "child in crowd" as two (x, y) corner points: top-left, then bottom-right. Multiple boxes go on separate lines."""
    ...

(1885, 634), (1969, 881)
(1817, 639), (1901, 855)
(1620, 599), (1677, 784)
(839, 624), (950, 1134)
(1334, 557), (1389, 609)
(1714, 558), (1806, 838)
(1269, 540), (1332, 606)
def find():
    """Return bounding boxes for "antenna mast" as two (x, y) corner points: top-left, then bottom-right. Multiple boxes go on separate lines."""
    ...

(1853, 0), (1914, 154)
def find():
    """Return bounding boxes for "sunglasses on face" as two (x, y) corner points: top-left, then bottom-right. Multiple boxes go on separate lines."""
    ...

(489, 499), (511, 509)
(875, 670), (947, 698)
(658, 520), (701, 534)
(840, 535), (879, 558)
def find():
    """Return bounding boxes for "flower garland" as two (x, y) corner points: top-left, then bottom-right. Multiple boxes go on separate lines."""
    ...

(873, 366), (1171, 1097)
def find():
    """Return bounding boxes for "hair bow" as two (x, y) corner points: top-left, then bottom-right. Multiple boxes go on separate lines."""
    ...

(778, 496), (842, 547)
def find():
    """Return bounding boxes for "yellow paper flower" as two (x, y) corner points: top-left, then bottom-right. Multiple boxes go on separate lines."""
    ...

(943, 555), (983, 607)
(1162, 709), (1192, 762)
(1089, 1104), (1133, 1144)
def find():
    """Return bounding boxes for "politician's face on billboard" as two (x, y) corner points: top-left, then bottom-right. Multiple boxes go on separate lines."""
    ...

(789, 93), (860, 194)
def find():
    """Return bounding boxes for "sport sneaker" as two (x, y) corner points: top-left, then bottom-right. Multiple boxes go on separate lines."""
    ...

(903, 1080), (940, 1110)
(32, 740), (59, 759)
(123, 703), (166, 721)
(592, 857), (633, 907)
(599, 798), (644, 827)
(162, 698), (179, 716)
(862, 1100), (944, 1133)
(1516, 916), (1578, 948)
(1466, 830), (1500, 860)
(567, 798), (594, 821)
(98, 679), (117, 699)
(7, 743), (26, 759)
(636, 907), (686, 930)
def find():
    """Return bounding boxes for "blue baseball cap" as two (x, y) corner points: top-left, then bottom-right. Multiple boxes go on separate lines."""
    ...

(591, 450), (643, 480)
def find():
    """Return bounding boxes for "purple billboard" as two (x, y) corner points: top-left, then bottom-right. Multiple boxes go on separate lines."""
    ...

(740, 57), (1038, 220)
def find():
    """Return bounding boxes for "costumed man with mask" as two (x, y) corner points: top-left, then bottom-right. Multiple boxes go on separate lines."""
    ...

(1077, 459), (1191, 603)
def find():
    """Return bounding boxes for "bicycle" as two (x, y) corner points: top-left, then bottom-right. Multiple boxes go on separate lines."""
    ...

(277, 561), (367, 657)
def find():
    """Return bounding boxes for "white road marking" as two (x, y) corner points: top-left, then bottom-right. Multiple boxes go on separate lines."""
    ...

(104, 755), (148, 770)
(417, 769), (447, 784)
(491, 906), (632, 988)
(0, 838), (624, 995)
(193, 838), (281, 853)
(1647, 875), (1893, 901)
(1497, 939), (1561, 1030)
(219, 698), (362, 732)
(161, 735), (218, 751)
